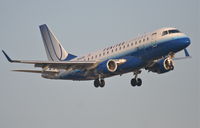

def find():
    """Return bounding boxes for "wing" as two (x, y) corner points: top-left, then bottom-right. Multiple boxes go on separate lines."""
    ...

(2, 50), (97, 70)
(173, 49), (191, 60)
(145, 48), (191, 70)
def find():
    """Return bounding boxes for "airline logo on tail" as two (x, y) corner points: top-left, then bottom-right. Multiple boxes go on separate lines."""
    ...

(39, 24), (77, 61)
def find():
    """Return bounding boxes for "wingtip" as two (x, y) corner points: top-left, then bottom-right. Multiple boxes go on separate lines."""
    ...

(2, 50), (13, 62)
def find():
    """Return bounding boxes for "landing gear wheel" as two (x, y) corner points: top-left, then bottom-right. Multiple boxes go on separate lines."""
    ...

(131, 70), (143, 87)
(131, 78), (142, 87)
(94, 79), (105, 88)
(99, 79), (105, 88)
(94, 79), (100, 88)
(131, 78), (137, 87)
(136, 78), (142, 86)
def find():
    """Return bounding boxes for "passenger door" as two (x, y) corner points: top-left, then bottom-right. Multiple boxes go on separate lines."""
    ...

(151, 32), (157, 48)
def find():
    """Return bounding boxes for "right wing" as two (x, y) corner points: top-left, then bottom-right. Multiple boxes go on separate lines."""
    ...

(2, 50), (97, 70)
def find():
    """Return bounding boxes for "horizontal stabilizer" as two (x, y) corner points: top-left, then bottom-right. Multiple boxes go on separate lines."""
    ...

(12, 69), (60, 74)
(12, 70), (42, 73)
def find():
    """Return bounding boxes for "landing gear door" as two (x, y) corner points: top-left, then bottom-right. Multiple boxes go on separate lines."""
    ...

(151, 32), (157, 47)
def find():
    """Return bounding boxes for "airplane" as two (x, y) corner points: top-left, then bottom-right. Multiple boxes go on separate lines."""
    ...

(2, 24), (191, 88)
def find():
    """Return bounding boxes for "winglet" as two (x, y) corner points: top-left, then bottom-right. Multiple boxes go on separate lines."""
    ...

(2, 50), (14, 62)
(184, 49), (190, 57)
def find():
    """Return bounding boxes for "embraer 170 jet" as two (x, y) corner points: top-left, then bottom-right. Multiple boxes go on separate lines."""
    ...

(2, 24), (191, 88)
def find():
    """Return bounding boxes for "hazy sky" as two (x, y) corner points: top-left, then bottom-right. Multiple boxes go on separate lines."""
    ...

(0, 0), (199, 128)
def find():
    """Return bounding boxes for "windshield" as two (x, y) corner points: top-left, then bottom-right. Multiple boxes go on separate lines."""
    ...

(162, 29), (181, 36)
(168, 29), (181, 34)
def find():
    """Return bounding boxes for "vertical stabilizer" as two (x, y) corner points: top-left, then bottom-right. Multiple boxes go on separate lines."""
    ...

(39, 24), (77, 61)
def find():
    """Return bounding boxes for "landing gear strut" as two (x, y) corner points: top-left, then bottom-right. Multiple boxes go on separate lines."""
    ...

(94, 78), (105, 88)
(131, 70), (142, 87)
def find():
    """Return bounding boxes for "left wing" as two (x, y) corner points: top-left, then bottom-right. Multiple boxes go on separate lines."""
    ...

(145, 48), (191, 71)
(2, 50), (97, 70)
(173, 49), (191, 60)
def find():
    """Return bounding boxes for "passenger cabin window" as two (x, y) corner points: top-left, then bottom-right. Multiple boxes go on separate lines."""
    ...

(152, 32), (157, 36)
(162, 31), (168, 36)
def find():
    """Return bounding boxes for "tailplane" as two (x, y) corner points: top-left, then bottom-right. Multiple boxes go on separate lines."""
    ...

(39, 24), (77, 61)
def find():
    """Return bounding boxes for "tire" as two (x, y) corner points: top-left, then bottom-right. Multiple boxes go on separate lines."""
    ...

(99, 79), (105, 88)
(131, 78), (137, 87)
(94, 79), (99, 88)
(137, 78), (142, 86)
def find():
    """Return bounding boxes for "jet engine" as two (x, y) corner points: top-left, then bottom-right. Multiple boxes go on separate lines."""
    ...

(97, 59), (126, 74)
(147, 58), (174, 74)
(107, 59), (118, 72)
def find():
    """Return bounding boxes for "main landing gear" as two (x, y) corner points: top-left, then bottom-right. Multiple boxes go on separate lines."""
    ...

(131, 70), (142, 87)
(94, 78), (105, 88)
(93, 71), (143, 88)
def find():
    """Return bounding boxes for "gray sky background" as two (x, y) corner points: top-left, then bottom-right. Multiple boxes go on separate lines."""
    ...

(0, 0), (199, 128)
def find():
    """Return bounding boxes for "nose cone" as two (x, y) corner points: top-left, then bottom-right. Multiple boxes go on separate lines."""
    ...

(170, 37), (191, 52)
(175, 37), (191, 50)
(183, 37), (191, 48)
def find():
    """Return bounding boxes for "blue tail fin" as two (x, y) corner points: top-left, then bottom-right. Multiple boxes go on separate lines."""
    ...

(39, 24), (77, 61)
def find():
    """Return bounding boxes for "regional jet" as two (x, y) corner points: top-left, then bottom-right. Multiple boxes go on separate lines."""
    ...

(2, 24), (191, 88)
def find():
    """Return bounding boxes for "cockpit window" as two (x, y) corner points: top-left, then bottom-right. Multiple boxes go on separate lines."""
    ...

(168, 29), (180, 34)
(162, 29), (180, 36)
(162, 31), (168, 36)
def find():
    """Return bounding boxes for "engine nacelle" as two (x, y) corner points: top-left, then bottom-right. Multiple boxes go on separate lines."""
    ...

(97, 59), (126, 74)
(147, 58), (174, 74)
(97, 59), (118, 74)
(107, 59), (118, 72)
